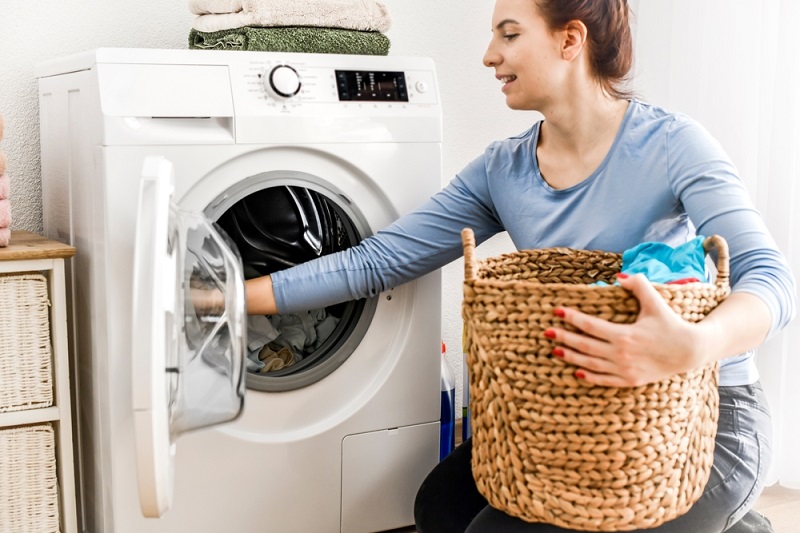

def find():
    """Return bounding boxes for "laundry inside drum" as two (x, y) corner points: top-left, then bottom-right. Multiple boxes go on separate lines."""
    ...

(215, 184), (376, 391)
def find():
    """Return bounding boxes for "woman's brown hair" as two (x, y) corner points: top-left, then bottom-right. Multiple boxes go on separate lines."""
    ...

(536, 0), (634, 99)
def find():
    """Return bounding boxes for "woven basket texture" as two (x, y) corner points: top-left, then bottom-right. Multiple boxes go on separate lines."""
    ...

(0, 274), (53, 413)
(461, 228), (730, 531)
(0, 424), (60, 532)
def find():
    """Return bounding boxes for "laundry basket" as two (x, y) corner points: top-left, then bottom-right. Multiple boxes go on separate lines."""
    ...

(460, 228), (730, 531)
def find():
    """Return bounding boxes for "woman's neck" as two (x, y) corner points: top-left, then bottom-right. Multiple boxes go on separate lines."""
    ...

(539, 91), (629, 157)
(535, 90), (630, 190)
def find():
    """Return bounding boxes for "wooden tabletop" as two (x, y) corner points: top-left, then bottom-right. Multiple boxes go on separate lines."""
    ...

(0, 231), (76, 261)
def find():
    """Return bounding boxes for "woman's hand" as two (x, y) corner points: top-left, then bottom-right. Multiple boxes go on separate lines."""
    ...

(189, 287), (225, 316)
(546, 274), (709, 387)
(189, 276), (278, 317)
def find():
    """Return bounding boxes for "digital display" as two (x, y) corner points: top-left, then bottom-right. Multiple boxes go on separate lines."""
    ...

(335, 70), (408, 102)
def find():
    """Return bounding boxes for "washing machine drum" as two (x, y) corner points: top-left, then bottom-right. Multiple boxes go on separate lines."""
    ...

(219, 186), (341, 275)
(214, 184), (374, 391)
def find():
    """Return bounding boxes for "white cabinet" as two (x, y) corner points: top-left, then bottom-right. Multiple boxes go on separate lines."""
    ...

(0, 231), (77, 533)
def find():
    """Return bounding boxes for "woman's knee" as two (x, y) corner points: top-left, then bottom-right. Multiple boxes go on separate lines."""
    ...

(414, 439), (488, 533)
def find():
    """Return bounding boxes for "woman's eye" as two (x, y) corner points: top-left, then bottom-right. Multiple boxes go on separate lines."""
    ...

(503, 33), (519, 41)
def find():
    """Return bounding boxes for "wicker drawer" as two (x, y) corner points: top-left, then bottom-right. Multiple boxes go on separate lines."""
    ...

(0, 274), (54, 413)
(0, 424), (61, 532)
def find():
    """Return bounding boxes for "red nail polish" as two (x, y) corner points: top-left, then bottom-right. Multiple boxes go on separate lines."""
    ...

(552, 348), (564, 358)
(575, 370), (586, 379)
(544, 329), (556, 339)
(554, 308), (566, 318)
(616, 273), (629, 279)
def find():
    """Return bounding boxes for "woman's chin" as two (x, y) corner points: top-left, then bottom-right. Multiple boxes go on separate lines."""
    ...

(504, 98), (533, 111)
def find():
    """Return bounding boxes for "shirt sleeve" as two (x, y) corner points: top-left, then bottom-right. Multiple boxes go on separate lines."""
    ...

(271, 149), (505, 314)
(667, 115), (797, 336)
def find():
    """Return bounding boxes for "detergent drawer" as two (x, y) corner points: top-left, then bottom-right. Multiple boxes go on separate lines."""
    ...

(97, 63), (233, 118)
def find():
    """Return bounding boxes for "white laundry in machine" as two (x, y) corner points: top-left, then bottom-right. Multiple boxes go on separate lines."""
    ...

(37, 48), (443, 533)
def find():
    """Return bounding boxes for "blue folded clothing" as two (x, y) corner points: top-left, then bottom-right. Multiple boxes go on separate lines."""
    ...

(622, 236), (708, 283)
(595, 236), (708, 286)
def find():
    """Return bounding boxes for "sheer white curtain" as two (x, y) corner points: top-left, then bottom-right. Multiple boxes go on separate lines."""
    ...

(631, 0), (800, 487)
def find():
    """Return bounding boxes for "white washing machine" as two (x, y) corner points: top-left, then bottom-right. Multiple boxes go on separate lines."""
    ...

(37, 48), (442, 533)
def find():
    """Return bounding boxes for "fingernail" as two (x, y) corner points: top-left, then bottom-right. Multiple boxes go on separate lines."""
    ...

(544, 329), (556, 339)
(574, 370), (586, 379)
(552, 348), (564, 358)
(554, 308), (566, 318)
(616, 273), (629, 279)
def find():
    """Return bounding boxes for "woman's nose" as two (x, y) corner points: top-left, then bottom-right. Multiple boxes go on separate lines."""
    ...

(483, 41), (499, 67)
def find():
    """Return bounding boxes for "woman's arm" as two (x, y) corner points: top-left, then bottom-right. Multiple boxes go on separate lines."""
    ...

(264, 158), (503, 313)
(248, 153), (505, 315)
(188, 152), (503, 319)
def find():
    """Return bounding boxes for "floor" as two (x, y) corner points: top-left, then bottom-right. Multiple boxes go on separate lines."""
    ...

(753, 484), (800, 532)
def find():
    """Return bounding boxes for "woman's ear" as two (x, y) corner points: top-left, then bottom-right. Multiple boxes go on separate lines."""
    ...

(561, 20), (588, 62)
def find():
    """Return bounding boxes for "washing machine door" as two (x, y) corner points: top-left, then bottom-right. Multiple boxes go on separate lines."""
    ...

(131, 156), (247, 517)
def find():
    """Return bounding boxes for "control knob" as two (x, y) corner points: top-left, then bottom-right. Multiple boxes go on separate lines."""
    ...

(264, 65), (302, 99)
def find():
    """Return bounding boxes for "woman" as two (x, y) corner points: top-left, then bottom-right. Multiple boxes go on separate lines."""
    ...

(242, 0), (796, 530)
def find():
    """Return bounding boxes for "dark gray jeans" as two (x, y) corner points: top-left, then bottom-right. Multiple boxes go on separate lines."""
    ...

(415, 383), (772, 532)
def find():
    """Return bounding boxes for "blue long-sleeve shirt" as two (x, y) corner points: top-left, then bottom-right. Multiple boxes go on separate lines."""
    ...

(272, 100), (796, 386)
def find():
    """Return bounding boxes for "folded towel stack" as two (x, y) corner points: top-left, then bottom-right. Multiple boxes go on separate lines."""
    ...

(188, 0), (391, 55)
(0, 114), (10, 247)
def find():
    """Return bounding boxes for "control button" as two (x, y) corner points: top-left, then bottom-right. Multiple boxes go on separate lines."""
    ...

(264, 65), (302, 98)
(415, 81), (428, 93)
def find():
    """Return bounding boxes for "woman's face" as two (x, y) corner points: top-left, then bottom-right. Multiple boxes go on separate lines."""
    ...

(483, 0), (567, 111)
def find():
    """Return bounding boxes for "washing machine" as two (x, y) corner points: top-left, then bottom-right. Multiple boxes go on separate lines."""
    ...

(37, 48), (442, 533)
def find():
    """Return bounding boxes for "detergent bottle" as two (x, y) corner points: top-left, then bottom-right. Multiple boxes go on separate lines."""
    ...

(439, 341), (456, 461)
(462, 327), (471, 442)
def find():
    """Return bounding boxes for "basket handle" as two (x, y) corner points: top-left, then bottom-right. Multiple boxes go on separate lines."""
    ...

(462, 228), (478, 281)
(703, 234), (730, 288)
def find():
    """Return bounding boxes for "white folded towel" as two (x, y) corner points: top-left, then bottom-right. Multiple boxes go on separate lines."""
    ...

(191, 0), (391, 33)
(189, 0), (243, 15)
(193, 12), (252, 32)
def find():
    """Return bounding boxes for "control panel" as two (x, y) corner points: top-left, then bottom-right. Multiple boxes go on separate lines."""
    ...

(230, 57), (438, 114)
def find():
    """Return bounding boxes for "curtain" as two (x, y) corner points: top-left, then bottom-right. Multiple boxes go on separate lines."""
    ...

(631, 0), (800, 487)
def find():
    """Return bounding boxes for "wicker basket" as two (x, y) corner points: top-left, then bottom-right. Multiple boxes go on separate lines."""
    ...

(0, 424), (61, 532)
(461, 228), (730, 531)
(0, 274), (53, 413)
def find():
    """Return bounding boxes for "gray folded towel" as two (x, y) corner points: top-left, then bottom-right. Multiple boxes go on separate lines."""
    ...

(189, 27), (390, 55)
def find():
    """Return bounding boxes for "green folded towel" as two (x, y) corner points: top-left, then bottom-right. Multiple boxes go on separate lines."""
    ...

(189, 27), (390, 55)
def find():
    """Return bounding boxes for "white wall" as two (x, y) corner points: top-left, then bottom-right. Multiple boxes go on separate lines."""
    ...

(0, 1), (536, 415)
(631, 0), (800, 487)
